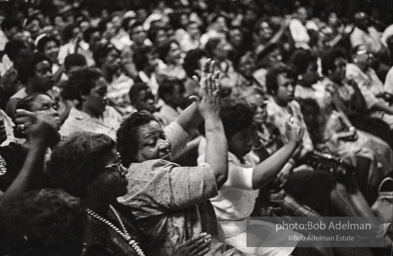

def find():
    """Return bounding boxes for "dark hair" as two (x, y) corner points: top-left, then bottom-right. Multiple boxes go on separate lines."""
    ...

(158, 77), (184, 103)
(157, 40), (179, 63)
(147, 25), (166, 44)
(321, 48), (347, 76)
(47, 132), (116, 197)
(4, 40), (26, 61)
(220, 97), (254, 139)
(129, 21), (144, 33)
(64, 53), (87, 71)
(133, 45), (155, 71)
(128, 82), (151, 104)
(288, 48), (318, 76)
(265, 65), (296, 94)
(25, 15), (42, 28)
(0, 188), (85, 256)
(253, 18), (270, 35)
(1, 18), (22, 31)
(66, 67), (103, 105)
(83, 26), (100, 43)
(211, 14), (227, 24)
(62, 24), (78, 43)
(16, 52), (52, 84)
(16, 93), (51, 111)
(183, 48), (207, 78)
(97, 17), (111, 34)
(117, 112), (158, 167)
(36, 36), (60, 53)
(93, 43), (120, 67)
(204, 38), (222, 58)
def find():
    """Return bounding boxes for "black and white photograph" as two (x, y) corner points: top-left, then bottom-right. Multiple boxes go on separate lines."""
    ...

(0, 0), (392, 255)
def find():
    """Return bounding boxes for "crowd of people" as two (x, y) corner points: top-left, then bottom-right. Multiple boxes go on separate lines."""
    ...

(0, 0), (393, 255)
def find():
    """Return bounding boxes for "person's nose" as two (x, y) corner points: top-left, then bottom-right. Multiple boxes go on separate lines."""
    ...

(46, 71), (53, 79)
(158, 138), (170, 151)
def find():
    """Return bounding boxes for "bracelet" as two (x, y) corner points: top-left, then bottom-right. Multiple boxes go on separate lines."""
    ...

(287, 158), (296, 167)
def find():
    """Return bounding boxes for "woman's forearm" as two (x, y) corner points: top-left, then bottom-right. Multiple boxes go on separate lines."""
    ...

(204, 118), (228, 189)
(0, 139), (47, 208)
(252, 141), (298, 189)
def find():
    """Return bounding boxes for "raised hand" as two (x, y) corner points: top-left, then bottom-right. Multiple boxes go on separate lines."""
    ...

(15, 109), (60, 147)
(173, 233), (212, 256)
(284, 116), (304, 143)
(191, 59), (221, 121)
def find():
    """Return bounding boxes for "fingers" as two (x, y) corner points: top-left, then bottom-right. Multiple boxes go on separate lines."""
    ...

(189, 233), (212, 256)
(194, 245), (210, 256)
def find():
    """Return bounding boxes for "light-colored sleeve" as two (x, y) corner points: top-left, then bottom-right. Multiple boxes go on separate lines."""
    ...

(0, 110), (15, 146)
(226, 160), (254, 190)
(384, 68), (393, 95)
(164, 121), (191, 158)
(121, 160), (218, 217)
(198, 137), (254, 190)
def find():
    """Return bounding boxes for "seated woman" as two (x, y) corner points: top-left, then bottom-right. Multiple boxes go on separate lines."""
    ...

(263, 66), (379, 220)
(321, 48), (393, 147)
(197, 97), (312, 256)
(289, 49), (393, 195)
(117, 60), (241, 255)
(0, 93), (61, 193)
(59, 67), (123, 140)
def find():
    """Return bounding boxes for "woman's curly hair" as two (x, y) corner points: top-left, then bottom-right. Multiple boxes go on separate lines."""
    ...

(47, 132), (115, 198)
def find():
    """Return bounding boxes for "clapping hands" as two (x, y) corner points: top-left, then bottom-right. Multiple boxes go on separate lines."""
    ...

(190, 59), (221, 121)
(284, 116), (304, 143)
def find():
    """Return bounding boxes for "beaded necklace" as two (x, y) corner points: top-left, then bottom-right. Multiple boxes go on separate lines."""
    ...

(86, 205), (145, 256)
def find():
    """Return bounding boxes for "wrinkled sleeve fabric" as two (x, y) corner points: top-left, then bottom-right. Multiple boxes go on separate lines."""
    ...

(120, 159), (218, 218)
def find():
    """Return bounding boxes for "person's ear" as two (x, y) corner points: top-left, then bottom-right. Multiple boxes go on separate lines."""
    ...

(353, 58), (358, 63)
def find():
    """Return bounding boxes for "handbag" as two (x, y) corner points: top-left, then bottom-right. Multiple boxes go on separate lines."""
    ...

(371, 177), (393, 234)
(302, 150), (358, 184)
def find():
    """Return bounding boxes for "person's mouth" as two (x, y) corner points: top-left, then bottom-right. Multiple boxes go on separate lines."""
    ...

(160, 150), (171, 160)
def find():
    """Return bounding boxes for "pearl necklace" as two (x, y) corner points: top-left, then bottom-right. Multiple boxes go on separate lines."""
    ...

(86, 205), (145, 256)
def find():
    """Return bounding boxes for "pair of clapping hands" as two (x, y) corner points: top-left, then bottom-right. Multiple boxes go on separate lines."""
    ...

(13, 109), (60, 147)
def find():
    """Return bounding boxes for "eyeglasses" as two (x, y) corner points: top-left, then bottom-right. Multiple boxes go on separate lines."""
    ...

(356, 49), (373, 57)
(103, 162), (127, 175)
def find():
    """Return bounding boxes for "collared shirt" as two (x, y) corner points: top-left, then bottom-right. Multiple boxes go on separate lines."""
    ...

(59, 106), (122, 140)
